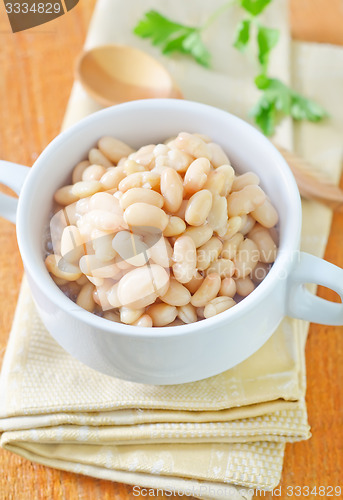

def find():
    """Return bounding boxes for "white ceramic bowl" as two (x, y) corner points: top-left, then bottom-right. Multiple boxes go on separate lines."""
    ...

(1, 99), (343, 385)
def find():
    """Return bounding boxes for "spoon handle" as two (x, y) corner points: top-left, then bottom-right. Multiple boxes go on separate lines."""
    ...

(274, 143), (343, 212)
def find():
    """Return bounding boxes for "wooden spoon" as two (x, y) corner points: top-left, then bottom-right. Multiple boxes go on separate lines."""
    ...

(76, 44), (343, 211)
(275, 144), (343, 212)
(76, 44), (182, 106)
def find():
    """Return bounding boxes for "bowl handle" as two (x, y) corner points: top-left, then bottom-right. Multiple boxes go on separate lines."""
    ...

(287, 252), (343, 325)
(0, 161), (30, 223)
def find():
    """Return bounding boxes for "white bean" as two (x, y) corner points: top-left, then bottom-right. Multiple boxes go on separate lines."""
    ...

(251, 199), (279, 228)
(76, 275), (89, 286)
(76, 283), (96, 312)
(231, 172), (260, 192)
(89, 192), (122, 214)
(207, 194), (228, 236)
(163, 216), (186, 237)
(248, 224), (277, 263)
(132, 314), (153, 327)
(234, 238), (260, 278)
(112, 231), (149, 267)
(160, 167), (184, 213)
(203, 169), (226, 195)
(72, 181), (103, 199)
(185, 190), (212, 226)
(82, 164), (106, 182)
(196, 307), (205, 319)
(215, 165), (235, 196)
(117, 157), (127, 166)
(173, 200), (188, 220)
(207, 258), (235, 278)
(172, 235), (197, 284)
(221, 232), (244, 260)
(183, 158), (210, 196)
(148, 236), (173, 268)
(227, 185), (266, 217)
(54, 185), (79, 206)
(114, 254), (136, 271)
(107, 282), (122, 308)
(120, 188), (164, 210)
(160, 278), (191, 306)
(153, 144), (170, 157)
(100, 167), (126, 190)
(60, 225), (84, 263)
(79, 254), (120, 279)
(183, 223), (213, 248)
(196, 237), (223, 271)
(45, 254), (82, 281)
(72, 160), (91, 184)
(89, 148), (113, 168)
(222, 216), (242, 240)
(174, 132), (212, 160)
(83, 209), (124, 232)
(63, 202), (79, 226)
(123, 159), (146, 175)
(147, 303), (177, 327)
(98, 136), (135, 163)
(190, 273), (221, 307)
(207, 142), (230, 168)
(235, 277), (255, 297)
(184, 271), (204, 294)
(219, 277), (237, 297)
(91, 229), (117, 262)
(177, 303), (197, 324)
(124, 203), (169, 232)
(117, 264), (169, 308)
(120, 307), (145, 325)
(128, 144), (155, 168)
(239, 214), (256, 235)
(87, 275), (104, 287)
(204, 296), (236, 318)
(118, 172), (160, 193)
(165, 149), (193, 173)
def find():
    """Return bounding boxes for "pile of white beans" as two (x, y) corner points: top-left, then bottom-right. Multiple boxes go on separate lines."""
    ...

(45, 132), (279, 327)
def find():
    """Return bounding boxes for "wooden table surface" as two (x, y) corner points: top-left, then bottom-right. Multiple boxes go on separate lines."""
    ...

(0, 1), (342, 498)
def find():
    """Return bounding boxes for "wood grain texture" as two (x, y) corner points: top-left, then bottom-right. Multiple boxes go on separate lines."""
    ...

(290, 0), (343, 45)
(0, 1), (342, 499)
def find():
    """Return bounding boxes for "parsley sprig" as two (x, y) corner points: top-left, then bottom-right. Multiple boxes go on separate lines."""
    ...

(134, 0), (327, 136)
(133, 10), (211, 67)
(251, 75), (328, 136)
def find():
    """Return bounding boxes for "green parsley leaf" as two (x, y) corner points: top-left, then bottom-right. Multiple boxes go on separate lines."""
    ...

(255, 76), (291, 113)
(290, 94), (328, 122)
(134, 10), (210, 67)
(257, 25), (279, 69)
(254, 73), (270, 89)
(233, 19), (251, 51)
(251, 76), (328, 136)
(250, 95), (276, 137)
(133, 10), (185, 45)
(240, 0), (272, 16)
(180, 31), (211, 67)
